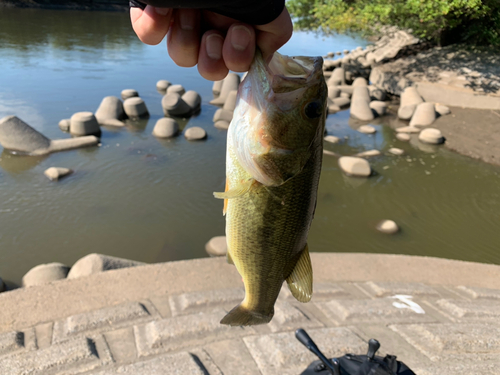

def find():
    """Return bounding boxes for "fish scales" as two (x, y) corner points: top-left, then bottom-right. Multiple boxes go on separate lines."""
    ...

(215, 50), (327, 326)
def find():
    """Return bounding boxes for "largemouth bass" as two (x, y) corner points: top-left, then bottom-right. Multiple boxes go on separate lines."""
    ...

(214, 50), (327, 326)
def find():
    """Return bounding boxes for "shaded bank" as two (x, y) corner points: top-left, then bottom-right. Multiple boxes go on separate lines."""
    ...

(0, 0), (127, 11)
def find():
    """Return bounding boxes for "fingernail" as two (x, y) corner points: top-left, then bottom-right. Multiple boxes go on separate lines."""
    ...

(206, 34), (223, 60)
(179, 11), (195, 30)
(231, 25), (251, 51)
(154, 7), (170, 16)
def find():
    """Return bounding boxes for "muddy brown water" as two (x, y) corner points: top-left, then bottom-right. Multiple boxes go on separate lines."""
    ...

(1, 8), (499, 286)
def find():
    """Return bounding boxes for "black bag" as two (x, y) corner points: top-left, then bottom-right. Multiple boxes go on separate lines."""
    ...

(296, 328), (416, 375)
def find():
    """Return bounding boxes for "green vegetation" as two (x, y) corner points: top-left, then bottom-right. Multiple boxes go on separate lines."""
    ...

(287, 0), (500, 46)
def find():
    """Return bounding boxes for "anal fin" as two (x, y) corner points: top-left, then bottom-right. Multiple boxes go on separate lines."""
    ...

(286, 244), (313, 303)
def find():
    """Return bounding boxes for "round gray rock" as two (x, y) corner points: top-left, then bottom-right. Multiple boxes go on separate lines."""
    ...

(121, 89), (139, 101)
(338, 156), (372, 177)
(152, 118), (179, 138)
(95, 96), (125, 123)
(22, 262), (70, 287)
(409, 102), (436, 127)
(67, 253), (145, 279)
(58, 119), (70, 132)
(205, 236), (227, 257)
(70, 112), (100, 136)
(44, 167), (73, 181)
(184, 127), (207, 140)
(0, 115), (51, 153)
(167, 84), (186, 96)
(396, 133), (411, 141)
(419, 128), (445, 145)
(156, 80), (171, 94)
(358, 125), (376, 134)
(123, 97), (149, 118)
(376, 220), (399, 234)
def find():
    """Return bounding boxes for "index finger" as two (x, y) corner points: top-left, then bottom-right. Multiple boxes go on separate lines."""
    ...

(130, 5), (173, 45)
(255, 7), (293, 62)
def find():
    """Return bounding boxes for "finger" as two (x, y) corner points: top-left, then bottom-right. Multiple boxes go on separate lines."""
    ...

(167, 9), (201, 68)
(255, 7), (293, 62)
(222, 23), (256, 72)
(198, 31), (229, 81)
(130, 6), (172, 45)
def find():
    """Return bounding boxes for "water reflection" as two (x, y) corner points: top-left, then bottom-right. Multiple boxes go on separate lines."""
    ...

(0, 151), (47, 174)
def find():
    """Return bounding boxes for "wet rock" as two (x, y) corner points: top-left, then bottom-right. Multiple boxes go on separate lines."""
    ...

(352, 77), (368, 87)
(181, 90), (201, 112)
(214, 120), (230, 130)
(396, 126), (420, 134)
(95, 96), (125, 126)
(156, 80), (170, 94)
(213, 108), (233, 123)
(121, 89), (139, 101)
(205, 236), (227, 257)
(324, 135), (340, 144)
(369, 86), (387, 101)
(435, 104), (451, 116)
(409, 102), (436, 127)
(162, 93), (192, 117)
(396, 133), (411, 141)
(376, 220), (399, 234)
(22, 262), (70, 287)
(184, 127), (207, 140)
(70, 112), (100, 136)
(123, 97), (149, 118)
(419, 128), (445, 144)
(398, 87), (423, 120)
(58, 119), (70, 132)
(350, 86), (374, 121)
(328, 86), (341, 100)
(358, 125), (376, 134)
(210, 73), (240, 106)
(331, 97), (351, 108)
(339, 156), (372, 177)
(67, 253), (145, 279)
(44, 167), (73, 181)
(327, 67), (345, 86)
(369, 101), (387, 116)
(0, 115), (51, 153)
(223, 90), (238, 112)
(167, 84), (186, 96)
(152, 118), (179, 138)
(212, 80), (223, 97)
(388, 148), (404, 155)
(354, 149), (381, 158)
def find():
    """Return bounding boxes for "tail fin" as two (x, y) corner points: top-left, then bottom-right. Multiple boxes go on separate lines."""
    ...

(220, 304), (273, 326)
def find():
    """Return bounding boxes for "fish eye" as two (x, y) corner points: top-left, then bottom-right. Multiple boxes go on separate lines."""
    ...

(304, 101), (323, 119)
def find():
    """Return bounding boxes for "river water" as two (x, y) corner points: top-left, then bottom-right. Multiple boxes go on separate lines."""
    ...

(0, 8), (499, 286)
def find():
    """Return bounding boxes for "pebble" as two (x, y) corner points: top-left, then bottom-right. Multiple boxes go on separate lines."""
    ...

(156, 80), (171, 94)
(376, 220), (399, 234)
(396, 133), (411, 141)
(70, 112), (100, 136)
(205, 236), (227, 257)
(350, 86), (374, 121)
(123, 97), (149, 118)
(369, 101), (387, 116)
(167, 84), (186, 96)
(58, 119), (70, 132)
(354, 149), (381, 158)
(388, 148), (404, 155)
(358, 125), (376, 134)
(121, 89), (139, 101)
(44, 167), (73, 181)
(22, 262), (70, 287)
(409, 102), (436, 127)
(161, 93), (192, 117)
(435, 104), (451, 116)
(324, 135), (340, 144)
(396, 126), (420, 134)
(338, 156), (372, 177)
(152, 118), (179, 138)
(184, 127), (207, 140)
(419, 128), (445, 144)
(214, 120), (230, 130)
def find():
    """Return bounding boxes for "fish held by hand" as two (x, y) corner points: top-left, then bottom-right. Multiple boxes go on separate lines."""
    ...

(214, 50), (327, 326)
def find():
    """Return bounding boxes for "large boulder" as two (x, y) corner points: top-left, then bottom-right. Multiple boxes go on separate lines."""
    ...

(0, 116), (51, 153)
(22, 262), (70, 287)
(67, 253), (145, 279)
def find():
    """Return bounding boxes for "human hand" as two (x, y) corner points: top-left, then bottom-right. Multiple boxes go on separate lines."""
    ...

(130, 5), (293, 81)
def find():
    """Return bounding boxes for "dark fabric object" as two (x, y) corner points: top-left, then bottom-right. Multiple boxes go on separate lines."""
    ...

(129, 0), (285, 25)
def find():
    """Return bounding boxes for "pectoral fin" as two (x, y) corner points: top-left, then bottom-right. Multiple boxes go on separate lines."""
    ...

(286, 244), (313, 302)
(213, 178), (254, 200)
